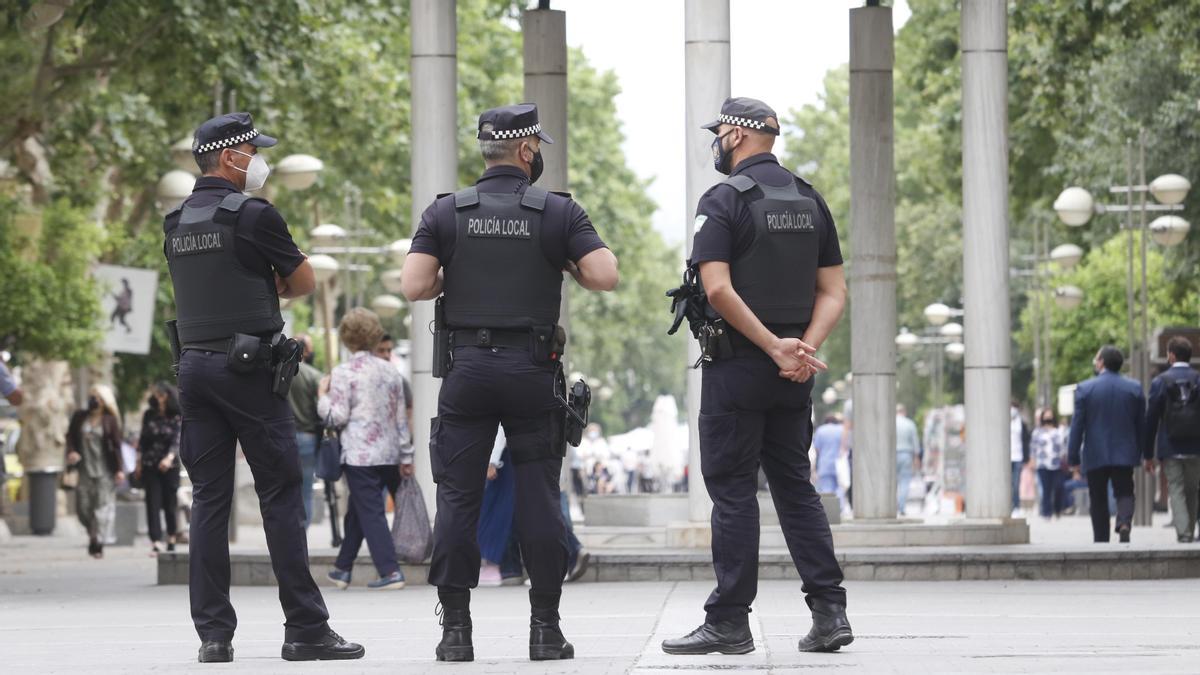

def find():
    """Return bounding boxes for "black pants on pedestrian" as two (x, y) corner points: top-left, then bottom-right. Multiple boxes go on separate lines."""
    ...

(178, 350), (329, 643)
(699, 351), (846, 624)
(335, 464), (401, 577)
(428, 346), (568, 602)
(143, 465), (180, 542)
(1087, 466), (1134, 542)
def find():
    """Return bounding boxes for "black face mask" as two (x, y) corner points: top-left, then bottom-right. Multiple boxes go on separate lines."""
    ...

(87, 396), (99, 412)
(711, 130), (736, 175)
(148, 394), (160, 410)
(529, 150), (544, 184)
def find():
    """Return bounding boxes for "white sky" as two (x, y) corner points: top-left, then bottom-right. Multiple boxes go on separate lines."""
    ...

(552, 0), (912, 246)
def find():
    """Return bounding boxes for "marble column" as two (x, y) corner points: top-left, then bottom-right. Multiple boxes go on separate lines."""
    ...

(849, 4), (898, 520)
(961, 0), (1012, 519)
(410, 0), (457, 513)
(683, 0), (729, 523)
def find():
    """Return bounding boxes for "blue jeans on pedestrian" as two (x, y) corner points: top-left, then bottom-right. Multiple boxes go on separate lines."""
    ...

(295, 432), (318, 526)
(817, 473), (838, 495)
(896, 452), (914, 515)
(335, 464), (401, 578)
(1037, 468), (1066, 518)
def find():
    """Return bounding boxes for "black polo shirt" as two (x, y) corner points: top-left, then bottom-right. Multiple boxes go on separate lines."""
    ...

(690, 153), (842, 268)
(162, 176), (306, 280)
(409, 165), (607, 268)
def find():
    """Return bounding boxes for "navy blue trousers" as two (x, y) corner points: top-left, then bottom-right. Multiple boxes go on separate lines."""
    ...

(335, 464), (401, 577)
(699, 351), (846, 623)
(428, 346), (568, 600)
(177, 350), (329, 643)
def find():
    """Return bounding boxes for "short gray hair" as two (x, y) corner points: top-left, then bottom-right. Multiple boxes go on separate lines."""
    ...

(478, 123), (521, 161)
(195, 149), (221, 174)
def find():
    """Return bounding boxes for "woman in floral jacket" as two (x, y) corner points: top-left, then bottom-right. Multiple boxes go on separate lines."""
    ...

(318, 308), (413, 590)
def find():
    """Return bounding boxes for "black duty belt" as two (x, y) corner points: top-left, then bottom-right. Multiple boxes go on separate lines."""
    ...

(451, 328), (529, 350)
(182, 337), (273, 361)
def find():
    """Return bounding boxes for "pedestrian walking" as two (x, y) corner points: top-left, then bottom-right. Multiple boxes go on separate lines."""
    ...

(137, 382), (182, 555)
(896, 405), (921, 516)
(1067, 346), (1147, 543)
(286, 334), (322, 525)
(1010, 401), (1031, 516)
(1031, 408), (1068, 519)
(662, 97), (851, 656)
(812, 415), (842, 496)
(319, 309), (414, 591)
(1143, 337), (1200, 542)
(401, 102), (619, 663)
(65, 384), (123, 559)
(165, 112), (362, 662)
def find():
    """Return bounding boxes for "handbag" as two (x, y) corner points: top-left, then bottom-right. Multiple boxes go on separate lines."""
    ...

(391, 475), (433, 563)
(61, 465), (80, 490)
(315, 415), (343, 482)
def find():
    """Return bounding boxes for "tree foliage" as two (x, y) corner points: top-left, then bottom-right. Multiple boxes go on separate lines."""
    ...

(1, 0), (682, 428)
(783, 0), (1200, 420)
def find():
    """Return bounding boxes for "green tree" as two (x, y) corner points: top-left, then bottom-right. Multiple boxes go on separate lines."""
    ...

(1, 0), (682, 430)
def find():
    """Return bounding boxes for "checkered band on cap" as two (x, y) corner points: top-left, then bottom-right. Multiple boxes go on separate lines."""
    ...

(193, 129), (260, 154)
(719, 114), (767, 130)
(490, 123), (542, 140)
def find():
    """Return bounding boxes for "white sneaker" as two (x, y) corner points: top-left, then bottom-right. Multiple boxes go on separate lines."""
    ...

(479, 562), (502, 587)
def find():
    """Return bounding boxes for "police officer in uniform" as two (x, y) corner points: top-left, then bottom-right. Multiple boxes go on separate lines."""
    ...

(661, 98), (853, 655)
(164, 113), (364, 663)
(401, 103), (619, 662)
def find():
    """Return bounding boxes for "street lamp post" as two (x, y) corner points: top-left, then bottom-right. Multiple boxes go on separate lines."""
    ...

(1054, 129), (1191, 526)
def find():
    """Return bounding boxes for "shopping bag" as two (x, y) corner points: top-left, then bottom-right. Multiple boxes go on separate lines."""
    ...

(392, 475), (433, 563)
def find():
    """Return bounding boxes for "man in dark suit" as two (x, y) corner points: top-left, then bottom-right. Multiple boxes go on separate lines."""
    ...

(1068, 345), (1146, 543)
(1144, 337), (1200, 542)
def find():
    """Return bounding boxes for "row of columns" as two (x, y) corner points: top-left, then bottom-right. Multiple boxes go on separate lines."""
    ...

(406, 0), (1014, 523)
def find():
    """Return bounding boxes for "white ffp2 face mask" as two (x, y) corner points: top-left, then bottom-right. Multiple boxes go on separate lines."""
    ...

(231, 149), (270, 192)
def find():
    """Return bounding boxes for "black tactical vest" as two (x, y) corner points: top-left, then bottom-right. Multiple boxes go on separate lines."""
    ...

(725, 174), (820, 324)
(165, 193), (284, 342)
(442, 186), (562, 329)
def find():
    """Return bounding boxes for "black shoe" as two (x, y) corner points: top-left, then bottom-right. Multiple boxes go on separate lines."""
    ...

(661, 619), (754, 655)
(797, 600), (854, 653)
(530, 605), (575, 661)
(280, 629), (364, 661)
(435, 594), (474, 662)
(198, 640), (233, 663)
(1117, 525), (1131, 543)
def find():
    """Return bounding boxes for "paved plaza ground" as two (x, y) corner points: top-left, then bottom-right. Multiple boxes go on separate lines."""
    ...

(4, 522), (1200, 674)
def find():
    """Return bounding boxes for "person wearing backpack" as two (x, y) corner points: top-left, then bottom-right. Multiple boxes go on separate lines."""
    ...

(1144, 337), (1200, 543)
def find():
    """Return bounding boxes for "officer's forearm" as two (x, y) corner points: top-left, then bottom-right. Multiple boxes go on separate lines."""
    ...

(802, 288), (846, 351)
(707, 284), (778, 353)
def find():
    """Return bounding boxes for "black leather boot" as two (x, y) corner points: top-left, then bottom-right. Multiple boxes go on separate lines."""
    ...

(661, 618), (754, 655)
(280, 628), (365, 661)
(529, 593), (574, 661)
(197, 640), (233, 663)
(796, 599), (854, 652)
(435, 590), (474, 662)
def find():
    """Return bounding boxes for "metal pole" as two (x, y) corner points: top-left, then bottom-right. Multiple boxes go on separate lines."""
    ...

(1042, 215), (1053, 407)
(1032, 218), (1043, 407)
(849, 3), (897, 520)
(684, 0), (729, 522)
(961, 0), (1012, 519)
(410, 0), (457, 514)
(1134, 130), (1154, 526)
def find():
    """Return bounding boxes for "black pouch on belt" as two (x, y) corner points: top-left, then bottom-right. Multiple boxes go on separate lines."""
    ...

(531, 325), (567, 364)
(226, 333), (263, 374)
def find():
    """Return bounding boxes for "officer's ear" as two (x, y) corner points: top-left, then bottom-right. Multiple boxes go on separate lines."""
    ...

(519, 140), (534, 164)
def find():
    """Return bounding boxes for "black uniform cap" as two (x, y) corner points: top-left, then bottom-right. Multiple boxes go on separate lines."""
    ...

(191, 112), (278, 155)
(701, 97), (780, 136)
(476, 103), (554, 144)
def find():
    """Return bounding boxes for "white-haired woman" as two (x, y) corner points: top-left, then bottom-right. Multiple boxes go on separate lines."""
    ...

(65, 384), (124, 558)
